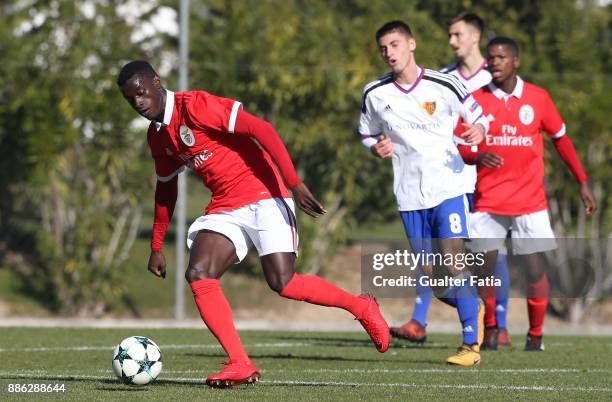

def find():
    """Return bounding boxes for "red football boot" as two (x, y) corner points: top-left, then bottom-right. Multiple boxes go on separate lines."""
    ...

(481, 326), (499, 350)
(205, 360), (260, 388)
(390, 319), (427, 344)
(356, 294), (390, 353)
(497, 328), (512, 348)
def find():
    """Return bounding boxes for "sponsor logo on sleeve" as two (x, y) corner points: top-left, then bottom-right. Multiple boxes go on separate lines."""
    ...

(469, 100), (479, 112)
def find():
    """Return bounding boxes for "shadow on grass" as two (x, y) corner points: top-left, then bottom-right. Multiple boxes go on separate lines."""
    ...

(182, 352), (386, 363)
(267, 335), (451, 350)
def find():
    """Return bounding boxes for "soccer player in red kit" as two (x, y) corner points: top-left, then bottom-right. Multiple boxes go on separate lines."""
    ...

(117, 61), (389, 387)
(459, 37), (597, 351)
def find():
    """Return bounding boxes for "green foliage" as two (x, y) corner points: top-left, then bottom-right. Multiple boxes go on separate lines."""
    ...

(0, 0), (165, 315)
(0, 0), (609, 312)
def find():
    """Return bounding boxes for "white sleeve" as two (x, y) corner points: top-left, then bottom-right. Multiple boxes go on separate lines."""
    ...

(442, 75), (489, 135)
(358, 90), (383, 150)
(456, 93), (489, 134)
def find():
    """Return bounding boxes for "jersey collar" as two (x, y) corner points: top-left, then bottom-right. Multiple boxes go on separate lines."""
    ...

(457, 59), (488, 81)
(155, 89), (175, 131)
(393, 66), (424, 94)
(488, 76), (524, 100)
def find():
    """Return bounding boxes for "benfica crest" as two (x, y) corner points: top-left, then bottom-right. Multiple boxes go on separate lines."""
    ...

(179, 125), (195, 146)
(422, 101), (436, 116)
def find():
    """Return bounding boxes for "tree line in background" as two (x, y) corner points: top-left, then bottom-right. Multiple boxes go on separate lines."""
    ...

(0, 0), (610, 318)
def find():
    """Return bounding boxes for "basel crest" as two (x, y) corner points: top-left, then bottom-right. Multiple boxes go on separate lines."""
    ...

(422, 101), (436, 116)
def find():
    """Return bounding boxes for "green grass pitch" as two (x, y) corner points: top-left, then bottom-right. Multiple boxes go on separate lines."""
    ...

(1, 328), (611, 401)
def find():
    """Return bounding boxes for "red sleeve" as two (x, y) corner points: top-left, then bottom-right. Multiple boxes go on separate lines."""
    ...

(457, 144), (478, 165)
(147, 131), (182, 252)
(151, 177), (178, 252)
(233, 110), (302, 188)
(552, 135), (588, 183)
(148, 131), (185, 180)
(540, 91), (565, 139)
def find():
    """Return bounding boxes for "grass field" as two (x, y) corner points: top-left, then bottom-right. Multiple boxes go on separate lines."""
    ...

(1, 328), (611, 401)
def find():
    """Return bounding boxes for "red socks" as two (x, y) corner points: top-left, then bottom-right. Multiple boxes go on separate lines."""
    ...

(480, 286), (497, 328)
(484, 296), (497, 328)
(527, 273), (550, 337)
(280, 273), (368, 318)
(190, 278), (249, 362)
(190, 274), (368, 363)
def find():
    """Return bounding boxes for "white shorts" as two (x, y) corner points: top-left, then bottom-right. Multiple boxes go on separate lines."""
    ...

(468, 209), (556, 255)
(187, 198), (298, 263)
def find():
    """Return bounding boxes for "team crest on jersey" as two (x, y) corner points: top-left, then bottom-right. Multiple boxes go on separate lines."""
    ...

(179, 125), (195, 146)
(519, 104), (535, 125)
(422, 101), (436, 116)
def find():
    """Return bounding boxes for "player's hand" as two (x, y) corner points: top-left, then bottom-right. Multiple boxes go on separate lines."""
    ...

(291, 182), (327, 218)
(460, 123), (485, 145)
(579, 181), (597, 216)
(148, 251), (167, 279)
(476, 152), (504, 168)
(370, 135), (394, 159)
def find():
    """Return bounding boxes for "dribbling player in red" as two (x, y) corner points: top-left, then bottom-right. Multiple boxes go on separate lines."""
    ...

(117, 61), (390, 388)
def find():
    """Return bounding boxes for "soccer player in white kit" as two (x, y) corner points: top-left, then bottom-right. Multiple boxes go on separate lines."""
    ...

(359, 20), (489, 366)
(391, 12), (512, 351)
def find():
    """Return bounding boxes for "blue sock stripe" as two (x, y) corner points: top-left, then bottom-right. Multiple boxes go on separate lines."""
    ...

(412, 269), (433, 326)
(495, 254), (510, 328)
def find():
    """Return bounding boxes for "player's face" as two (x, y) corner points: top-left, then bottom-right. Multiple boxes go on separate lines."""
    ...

(448, 21), (479, 60)
(121, 75), (164, 121)
(487, 44), (520, 85)
(378, 31), (416, 75)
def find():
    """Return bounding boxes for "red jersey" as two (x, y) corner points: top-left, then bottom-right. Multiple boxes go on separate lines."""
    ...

(472, 78), (566, 215)
(147, 90), (290, 214)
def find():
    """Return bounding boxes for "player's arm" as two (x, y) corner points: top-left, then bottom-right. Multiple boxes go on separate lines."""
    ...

(455, 117), (503, 168)
(542, 94), (597, 215)
(457, 95), (488, 145)
(551, 134), (596, 215)
(447, 77), (488, 144)
(148, 155), (183, 278)
(361, 133), (393, 159)
(456, 143), (502, 168)
(233, 110), (326, 217)
(358, 85), (392, 159)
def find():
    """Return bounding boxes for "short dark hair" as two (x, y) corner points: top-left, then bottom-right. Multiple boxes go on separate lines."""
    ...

(487, 36), (519, 57)
(116, 60), (158, 87)
(448, 12), (484, 35)
(376, 20), (413, 43)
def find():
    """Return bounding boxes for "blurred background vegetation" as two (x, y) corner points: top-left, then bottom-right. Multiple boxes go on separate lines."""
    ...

(0, 0), (610, 319)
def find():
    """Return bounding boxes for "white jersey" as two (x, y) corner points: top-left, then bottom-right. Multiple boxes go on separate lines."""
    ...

(440, 60), (492, 93)
(359, 67), (489, 211)
(441, 60), (492, 192)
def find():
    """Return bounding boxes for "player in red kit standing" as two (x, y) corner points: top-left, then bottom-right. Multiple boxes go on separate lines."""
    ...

(117, 61), (389, 388)
(459, 37), (597, 351)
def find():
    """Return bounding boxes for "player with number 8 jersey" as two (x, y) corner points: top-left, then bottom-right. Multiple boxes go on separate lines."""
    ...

(359, 21), (488, 366)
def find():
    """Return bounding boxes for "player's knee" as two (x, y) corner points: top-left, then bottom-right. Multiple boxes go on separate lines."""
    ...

(185, 258), (221, 283)
(266, 272), (293, 294)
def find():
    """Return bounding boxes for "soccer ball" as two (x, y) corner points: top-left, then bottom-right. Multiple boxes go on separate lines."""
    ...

(112, 336), (163, 385)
